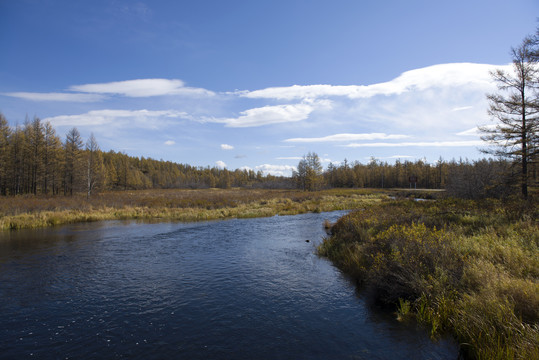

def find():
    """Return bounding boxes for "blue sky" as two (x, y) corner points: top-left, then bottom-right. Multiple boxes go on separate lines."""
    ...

(1, 0), (538, 175)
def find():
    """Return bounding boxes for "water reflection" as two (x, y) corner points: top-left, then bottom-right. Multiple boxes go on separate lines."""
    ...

(0, 213), (458, 359)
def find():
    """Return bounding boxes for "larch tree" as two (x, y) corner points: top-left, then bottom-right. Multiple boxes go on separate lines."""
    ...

(9, 124), (25, 195)
(481, 37), (539, 199)
(43, 121), (62, 195)
(293, 152), (323, 191)
(0, 113), (11, 195)
(85, 133), (104, 198)
(25, 117), (45, 195)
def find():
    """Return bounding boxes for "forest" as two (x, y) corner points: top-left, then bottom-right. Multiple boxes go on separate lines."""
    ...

(1, 113), (534, 199)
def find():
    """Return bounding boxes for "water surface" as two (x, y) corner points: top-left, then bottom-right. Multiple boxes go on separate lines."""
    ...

(0, 212), (458, 359)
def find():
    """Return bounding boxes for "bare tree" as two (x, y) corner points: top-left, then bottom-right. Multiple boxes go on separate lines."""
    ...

(481, 38), (539, 199)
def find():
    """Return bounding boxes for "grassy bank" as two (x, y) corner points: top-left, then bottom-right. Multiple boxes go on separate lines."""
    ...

(0, 188), (387, 230)
(318, 199), (538, 359)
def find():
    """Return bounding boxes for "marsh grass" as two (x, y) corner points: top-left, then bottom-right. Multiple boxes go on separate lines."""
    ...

(0, 188), (385, 230)
(318, 198), (539, 359)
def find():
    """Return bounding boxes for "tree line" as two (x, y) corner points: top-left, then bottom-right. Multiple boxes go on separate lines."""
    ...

(0, 114), (289, 196)
(291, 152), (525, 199)
(0, 113), (535, 199)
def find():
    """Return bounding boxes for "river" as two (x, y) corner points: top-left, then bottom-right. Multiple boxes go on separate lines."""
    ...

(0, 211), (458, 359)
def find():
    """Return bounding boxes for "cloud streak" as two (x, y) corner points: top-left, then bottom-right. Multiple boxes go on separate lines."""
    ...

(3, 79), (215, 103)
(43, 109), (188, 127)
(284, 133), (409, 143)
(70, 78), (215, 97)
(344, 140), (485, 148)
(208, 103), (314, 127)
(2, 92), (105, 102)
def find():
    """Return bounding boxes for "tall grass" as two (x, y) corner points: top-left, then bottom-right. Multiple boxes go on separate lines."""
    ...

(318, 198), (538, 359)
(0, 188), (386, 230)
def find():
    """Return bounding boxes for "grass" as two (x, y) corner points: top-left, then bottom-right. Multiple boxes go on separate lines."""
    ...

(318, 198), (538, 359)
(0, 188), (387, 230)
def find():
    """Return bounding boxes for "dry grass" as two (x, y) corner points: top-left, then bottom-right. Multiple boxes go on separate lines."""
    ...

(0, 188), (385, 230)
(318, 198), (538, 359)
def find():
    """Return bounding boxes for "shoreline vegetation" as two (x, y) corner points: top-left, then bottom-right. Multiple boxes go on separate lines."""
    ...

(318, 198), (538, 359)
(0, 188), (399, 231)
(1, 188), (537, 358)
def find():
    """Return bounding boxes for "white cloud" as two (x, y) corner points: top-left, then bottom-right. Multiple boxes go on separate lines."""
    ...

(70, 78), (215, 97)
(43, 109), (187, 127)
(2, 92), (105, 102)
(255, 164), (296, 176)
(209, 103), (314, 128)
(221, 144), (234, 150)
(344, 140), (485, 147)
(241, 63), (506, 101)
(457, 125), (495, 136)
(451, 106), (474, 112)
(164, 140), (175, 145)
(284, 133), (409, 143)
(215, 160), (227, 169)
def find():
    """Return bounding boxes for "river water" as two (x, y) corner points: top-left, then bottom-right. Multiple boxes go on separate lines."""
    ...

(0, 211), (458, 359)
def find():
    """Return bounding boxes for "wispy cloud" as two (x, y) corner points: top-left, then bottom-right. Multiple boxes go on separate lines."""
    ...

(2, 92), (105, 102)
(221, 144), (234, 150)
(43, 109), (187, 127)
(70, 79), (215, 97)
(164, 140), (175, 145)
(208, 103), (314, 127)
(456, 125), (495, 136)
(3, 79), (215, 103)
(276, 156), (303, 160)
(344, 140), (485, 147)
(284, 133), (409, 143)
(451, 106), (473, 112)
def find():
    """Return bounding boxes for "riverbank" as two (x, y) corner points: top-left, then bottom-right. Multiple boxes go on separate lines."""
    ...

(318, 198), (538, 359)
(0, 188), (395, 230)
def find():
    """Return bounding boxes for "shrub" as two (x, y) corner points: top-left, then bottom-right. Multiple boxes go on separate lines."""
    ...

(318, 198), (538, 359)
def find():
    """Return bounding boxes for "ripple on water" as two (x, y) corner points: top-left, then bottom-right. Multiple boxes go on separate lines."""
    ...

(0, 211), (458, 359)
